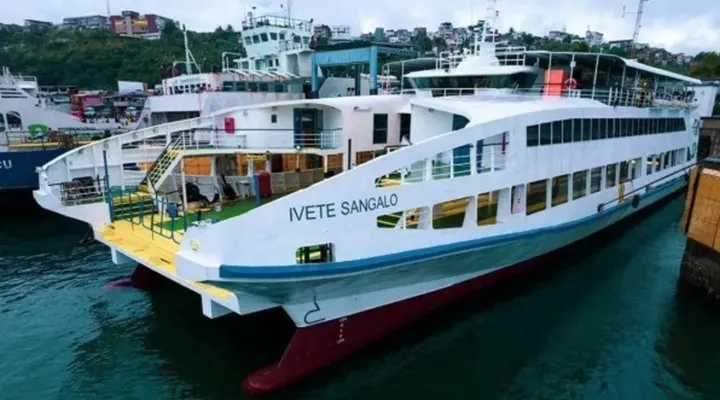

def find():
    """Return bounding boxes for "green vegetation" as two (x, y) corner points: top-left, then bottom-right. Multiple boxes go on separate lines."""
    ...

(0, 22), (245, 89)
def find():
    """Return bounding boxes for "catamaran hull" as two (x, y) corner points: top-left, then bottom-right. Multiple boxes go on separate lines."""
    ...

(241, 177), (686, 394)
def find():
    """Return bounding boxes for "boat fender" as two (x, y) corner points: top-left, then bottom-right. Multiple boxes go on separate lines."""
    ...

(632, 194), (640, 209)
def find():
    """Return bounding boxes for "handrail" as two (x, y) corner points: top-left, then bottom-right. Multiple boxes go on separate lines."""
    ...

(597, 162), (695, 211)
(397, 86), (698, 109)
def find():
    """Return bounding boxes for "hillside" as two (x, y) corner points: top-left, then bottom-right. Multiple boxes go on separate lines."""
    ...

(0, 22), (245, 89)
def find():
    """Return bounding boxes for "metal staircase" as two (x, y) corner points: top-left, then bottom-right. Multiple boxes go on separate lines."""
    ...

(137, 130), (215, 194)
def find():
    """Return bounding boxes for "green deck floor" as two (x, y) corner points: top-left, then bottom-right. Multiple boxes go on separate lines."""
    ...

(156, 193), (288, 232)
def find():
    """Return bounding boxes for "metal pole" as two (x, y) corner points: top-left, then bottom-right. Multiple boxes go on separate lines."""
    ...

(103, 149), (115, 221)
(181, 157), (188, 213)
(591, 53), (600, 100)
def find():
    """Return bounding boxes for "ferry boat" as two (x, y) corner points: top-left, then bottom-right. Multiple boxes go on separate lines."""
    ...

(0, 67), (125, 205)
(33, 7), (719, 394)
(141, 8), (370, 128)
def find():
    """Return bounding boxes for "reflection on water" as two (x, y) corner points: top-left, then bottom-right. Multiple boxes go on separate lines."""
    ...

(3, 197), (720, 400)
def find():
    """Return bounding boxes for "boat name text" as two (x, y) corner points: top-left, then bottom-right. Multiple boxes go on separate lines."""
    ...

(0, 160), (12, 170)
(289, 194), (399, 222)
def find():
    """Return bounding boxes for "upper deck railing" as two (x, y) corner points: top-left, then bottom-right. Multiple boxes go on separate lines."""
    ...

(436, 46), (528, 70)
(401, 86), (699, 109)
(241, 14), (312, 32)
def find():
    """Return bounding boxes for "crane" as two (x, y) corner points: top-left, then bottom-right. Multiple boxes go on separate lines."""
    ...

(622, 0), (649, 59)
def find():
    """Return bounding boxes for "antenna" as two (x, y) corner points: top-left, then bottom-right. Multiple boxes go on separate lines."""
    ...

(105, 0), (111, 17)
(182, 24), (200, 74)
(622, 0), (649, 58)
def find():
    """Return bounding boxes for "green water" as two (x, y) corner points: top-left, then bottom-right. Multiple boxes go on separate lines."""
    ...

(3, 198), (720, 400)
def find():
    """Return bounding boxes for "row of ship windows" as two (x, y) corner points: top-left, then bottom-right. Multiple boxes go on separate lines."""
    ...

(525, 147), (688, 216)
(294, 147), (690, 264)
(526, 117), (687, 147)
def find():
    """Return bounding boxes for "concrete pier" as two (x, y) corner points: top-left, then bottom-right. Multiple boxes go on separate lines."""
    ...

(680, 157), (720, 300)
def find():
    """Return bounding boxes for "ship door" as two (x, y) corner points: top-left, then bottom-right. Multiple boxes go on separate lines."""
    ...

(293, 108), (323, 148)
(511, 184), (526, 214)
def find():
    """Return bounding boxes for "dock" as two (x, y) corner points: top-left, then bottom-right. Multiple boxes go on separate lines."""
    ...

(680, 157), (720, 300)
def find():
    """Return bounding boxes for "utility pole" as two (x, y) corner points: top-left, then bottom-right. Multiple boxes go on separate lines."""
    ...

(622, 0), (649, 59)
(105, 0), (111, 18)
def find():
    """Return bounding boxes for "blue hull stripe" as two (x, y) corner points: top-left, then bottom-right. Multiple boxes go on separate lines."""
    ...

(0, 150), (65, 190)
(218, 177), (685, 280)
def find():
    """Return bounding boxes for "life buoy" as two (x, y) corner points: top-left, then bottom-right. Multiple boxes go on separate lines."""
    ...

(564, 78), (577, 90)
(632, 194), (640, 209)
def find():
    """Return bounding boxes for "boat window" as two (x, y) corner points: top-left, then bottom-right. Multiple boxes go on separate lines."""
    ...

(433, 197), (470, 229)
(599, 119), (607, 139)
(582, 118), (592, 141)
(526, 125), (539, 147)
(562, 120), (572, 143)
(244, 37), (252, 45)
(477, 191), (499, 226)
(591, 119), (600, 140)
(279, 32), (286, 40)
(378, 206), (430, 229)
(552, 120), (562, 144)
(6, 111), (22, 130)
(409, 72), (537, 91)
(664, 152), (670, 169)
(573, 170), (588, 199)
(539, 122), (551, 145)
(295, 243), (335, 264)
(618, 161), (630, 183)
(608, 119), (616, 138)
(590, 167), (602, 193)
(606, 163), (617, 188)
(260, 33), (269, 42)
(525, 179), (547, 215)
(646, 155), (655, 175)
(373, 114), (388, 144)
(620, 119), (628, 137)
(303, 37), (310, 44)
(293, 35), (301, 43)
(0, 113), (5, 132)
(252, 35), (260, 43)
(551, 175), (569, 207)
(270, 32), (278, 40)
(572, 119), (582, 142)
(526, 179), (547, 215)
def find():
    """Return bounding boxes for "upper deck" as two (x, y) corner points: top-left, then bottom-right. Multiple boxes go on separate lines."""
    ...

(403, 45), (709, 114)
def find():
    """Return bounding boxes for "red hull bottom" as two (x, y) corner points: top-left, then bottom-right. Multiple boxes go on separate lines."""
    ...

(243, 251), (547, 394)
(242, 189), (683, 395)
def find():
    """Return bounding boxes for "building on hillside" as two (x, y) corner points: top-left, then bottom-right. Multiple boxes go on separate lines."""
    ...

(23, 19), (53, 29)
(548, 30), (571, 41)
(607, 39), (633, 48)
(585, 30), (604, 46)
(109, 10), (177, 40)
(413, 27), (427, 37)
(63, 15), (109, 30)
(373, 27), (386, 41)
(331, 25), (351, 40)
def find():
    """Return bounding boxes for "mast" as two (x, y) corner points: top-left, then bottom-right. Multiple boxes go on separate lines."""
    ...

(622, 0), (649, 58)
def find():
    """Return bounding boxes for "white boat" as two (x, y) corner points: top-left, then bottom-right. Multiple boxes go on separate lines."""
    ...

(33, 4), (720, 394)
(0, 66), (125, 193)
(141, 7), (363, 128)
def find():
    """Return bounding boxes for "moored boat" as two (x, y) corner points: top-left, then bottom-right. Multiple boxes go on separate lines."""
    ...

(33, 4), (720, 394)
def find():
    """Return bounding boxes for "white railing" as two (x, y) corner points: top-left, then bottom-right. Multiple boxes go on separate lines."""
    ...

(375, 143), (511, 188)
(178, 128), (343, 151)
(398, 86), (699, 109)
(38, 116), (214, 194)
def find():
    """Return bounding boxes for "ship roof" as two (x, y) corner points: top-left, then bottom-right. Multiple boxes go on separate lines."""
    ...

(410, 94), (607, 125)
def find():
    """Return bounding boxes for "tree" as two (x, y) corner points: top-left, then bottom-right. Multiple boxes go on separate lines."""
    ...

(0, 23), (245, 89)
(690, 52), (720, 78)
